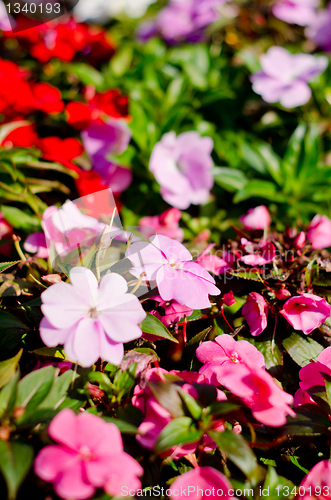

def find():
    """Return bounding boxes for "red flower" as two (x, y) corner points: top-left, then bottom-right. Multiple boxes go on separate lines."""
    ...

(1, 123), (38, 148)
(66, 87), (129, 129)
(85, 27), (116, 65)
(32, 83), (64, 114)
(37, 136), (84, 170)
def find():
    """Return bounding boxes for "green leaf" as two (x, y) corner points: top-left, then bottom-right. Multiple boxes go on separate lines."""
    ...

(148, 380), (184, 418)
(282, 332), (324, 367)
(16, 365), (55, 409)
(154, 416), (203, 454)
(110, 46), (133, 77)
(102, 417), (140, 434)
(0, 262), (20, 274)
(182, 327), (211, 371)
(233, 180), (287, 203)
(244, 337), (283, 376)
(141, 313), (178, 343)
(178, 388), (202, 420)
(213, 167), (248, 192)
(0, 440), (34, 500)
(264, 466), (296, 500)
(70, 63), (104, 88)
(0, 372), (19, 419)
(305, 258), (319, 288)
(208, 430), (259, 480)
(38, 370), (76, 410)
(0, 206), (41, 231)
(0, 350), (22, 389)
(256, 143), (283, 186)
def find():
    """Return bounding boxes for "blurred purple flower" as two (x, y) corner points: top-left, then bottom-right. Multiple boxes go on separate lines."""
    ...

(251, 47), (328, 108)
(82, 119), (132, 193)
(306, 3), (331, 52)
(272, 0), (319, 26)
(150, 131), (214, 209)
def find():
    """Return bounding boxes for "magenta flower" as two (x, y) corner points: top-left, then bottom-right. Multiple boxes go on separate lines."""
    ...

(40, 266), (146, 367)
(126, 235), (220, 310)
(298, 460), (331, 500)
(24, 232), (49, 259)
(139, 208), (184, 242)
(272, 0), (319, 26)
(196, 334), (265, 385)
(280, 293), (331, 335)
(307, 214), (331, 249)
(298, 346), (331, 392)
(220, 362), (295, 426)
(169, 466), (232, 500)
(240, 238), (276, 266)
(239, 205), (271, 230)
(149, 296), (193, 327)
(149, 131), (214, 209)
(306, 3), (331, 52)
(82, 119), (132, 193)
(196, 244), (230, 275)
(223, 290), (236, 306)
(242, 292), (269, 336)
(251, 47), (328, 108)
(34, 409), (143, 500)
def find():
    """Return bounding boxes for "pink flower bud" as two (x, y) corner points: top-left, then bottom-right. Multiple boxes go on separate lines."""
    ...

(275, 288), (291, 300)
(223, 291), (236, 307)
(239, 205), (271, 230)
(242, 292), (269, 336)
(42, 274), (62, 284)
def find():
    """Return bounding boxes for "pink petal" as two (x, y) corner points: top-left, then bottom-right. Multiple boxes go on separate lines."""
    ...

(54, 461), (95, 500)
(49, 409), (79, 450)
(41, 282), (86, 328)
(34, 445), (77, 481)
(69, 267), (99, 307)
(73, 319), (101, 367)
(39, 317), (73, 347)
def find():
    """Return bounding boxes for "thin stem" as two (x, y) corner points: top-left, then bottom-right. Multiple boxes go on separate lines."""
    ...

(13, 235), (27, 261)
(271, 314), (277, 357)
(221, 305), (234, 332)
(182, 317), (187, 345)
(130, 272), (145, 294)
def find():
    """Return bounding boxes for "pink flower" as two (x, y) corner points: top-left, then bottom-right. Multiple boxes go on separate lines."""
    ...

(280, 293), (331, 335)
(149, 296), (193, 327)
(139, 208), (184, 241)
(298, 460), (331, 500)
(40, 266), (146, 367)
(196, 244), (230, 276)
(298, 346), (331, 392)
(242, 292), (269, 336)
(293, 388), (316, 407)
(0, 211), (12, 256)
(240, 238), (276, 266)
(306, 3), (331, 52)
(196, 334), (265, 385)
(24, 232), (49, 259)
(149, 131), (214, 209)
(307, 214), (331, 249)
(126, 235), (220, 310)
(34, 409), (143, 500)
(169, 466), (233, 500)
(272, 0), (319, 26)
(223, 291), (236, 306)
(239, 205), (271, 230)
(82, 119), (132, 194)
(251, 47), (328, 108)
(220, 362), (295, 426)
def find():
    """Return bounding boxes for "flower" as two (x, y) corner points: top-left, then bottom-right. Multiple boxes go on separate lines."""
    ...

(307, 214), (331, 249)
(240, 238), (276, 266)
(272, 0), (319, 26)
(298, 460), (331, 500)
(239, 205), (271, 230)
(37, 136), (84, 171)
(169, 466), (233, 500)
(196, 244), (230, 275)
(40, 266), (146, 366)
(24, 232), (49, 259)
(220, 361), (295, 426)
(250, 47), (328, 108)
(126, 235), (220, 309)
(139, 208), (184, 242)
(196, 334), (265, 385)
(34, 409), (143, 500)
(0, 212), (12, 257)
(298, 346), (331, 392)
(280, 293), (331, 335)
(81, 119), (132, 193)
(242, 292), (269, 336)
(149, 131), (214, 209)
(306, 3), (331, 52)
(149, 296), (193, 327)
(223, 291), (236, 306)
(74, 0), (157, 20)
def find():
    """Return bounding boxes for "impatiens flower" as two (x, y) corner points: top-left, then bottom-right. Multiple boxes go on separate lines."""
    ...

(242, 292), (269, 336)
(306, 3), (331, 52)
(280, 293), (331, 335)
(307, 214), (331, 249)
(169, 466), (232, 500)
(272, 0), (319, 26)
(223, 291), (236, 306)
(40, 266), (146, 366)
(220, 361), (295, 426)
(139, 208), (184, 242)
(197, 334), (265, 385)
(239, 205), (271, 230)
(37, 136), (84, 171)
(240, 238), (276, 266)
(149, 296), (193, 327)
(126, 235), (220, 309)
(298, 346), (331, 392)
(250, 47), (328, 108)
(34, 409), (143, 500)
(196, 244), (230, 275)
(24, 232), (49, 259)
(149, 131), (214, 209)
(298, 460), (331, 500)
(0, 211), (12, 257)
(82, 119), (132, 193)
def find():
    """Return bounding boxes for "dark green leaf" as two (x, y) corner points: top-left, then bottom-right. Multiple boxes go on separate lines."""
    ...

(0, 440), (34, 500)
(16, 365), (55, 409)
(141, 313), (178, 343)
(0, 262), (20, 274)
(282, 332), (324, 367)
(154, 416), (203, 454)
(0, 350), (22, 389)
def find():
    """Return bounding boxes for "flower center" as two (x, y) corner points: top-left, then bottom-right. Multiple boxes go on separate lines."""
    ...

(170, 262), (183, 270)
(88, 307), (100, 319)
(79, 445), (94, 461)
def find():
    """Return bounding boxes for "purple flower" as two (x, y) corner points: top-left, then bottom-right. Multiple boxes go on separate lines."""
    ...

(82, 119), (132, 193)
(150, 131), (214, 209)
(40, 266), (146, 367)
(240, 238), (276, 266)
(306, 3), (331, 52)
(272, 0), (319, 27)
(126, 235), (220, 309)
(251, 46), (328, 108)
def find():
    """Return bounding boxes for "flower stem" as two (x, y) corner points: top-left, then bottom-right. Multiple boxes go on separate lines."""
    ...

(221, 305), (234, 332)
